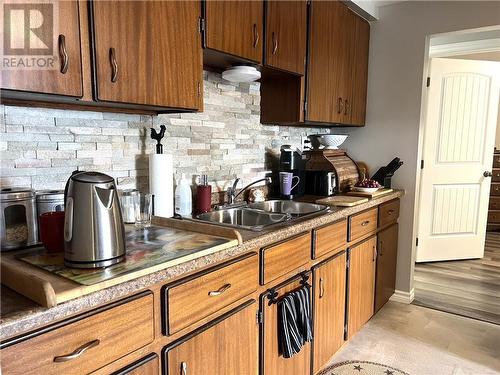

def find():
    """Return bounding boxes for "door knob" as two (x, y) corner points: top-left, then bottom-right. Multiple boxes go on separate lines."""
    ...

(484, 171), (493, 177)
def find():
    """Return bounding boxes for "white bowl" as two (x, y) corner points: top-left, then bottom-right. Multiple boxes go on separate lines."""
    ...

(222, 66), (261, 83)
(353, 187), (380, 193)
(309, 134), (348, 149)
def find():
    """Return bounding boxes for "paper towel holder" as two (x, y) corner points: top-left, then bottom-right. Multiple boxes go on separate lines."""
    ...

(150, 125), (166, 154)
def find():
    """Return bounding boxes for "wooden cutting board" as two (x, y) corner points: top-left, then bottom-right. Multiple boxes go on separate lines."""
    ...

(346, 188), (393, 198)
(316, 195), (369, 207)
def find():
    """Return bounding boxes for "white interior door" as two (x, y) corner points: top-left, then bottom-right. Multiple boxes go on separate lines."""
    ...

(416, 57), (500, 262)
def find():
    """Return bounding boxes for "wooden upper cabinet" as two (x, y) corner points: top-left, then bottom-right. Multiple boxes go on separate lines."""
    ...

(306, 1), (369, 126)
(91, 1), (202, 109)
(348, 13), (370, 126)
(312, 252), (346, 374)
(265, 1), (307, 75)
(375, 224), (398, 313)
(346, 236), (376, 339)
(1, 1), (83, 97)
(205, 1), (263, 63)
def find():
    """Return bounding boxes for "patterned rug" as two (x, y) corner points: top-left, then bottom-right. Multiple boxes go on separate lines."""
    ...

(318, 360), (410, 375)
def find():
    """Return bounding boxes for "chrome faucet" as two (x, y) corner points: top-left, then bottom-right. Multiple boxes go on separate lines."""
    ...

(226, 176), (272, 205)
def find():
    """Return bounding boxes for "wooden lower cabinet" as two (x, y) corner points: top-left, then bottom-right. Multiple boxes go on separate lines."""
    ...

(163, 300), (258, 375)
(346, 236), (376, 339)
(375, 224), (399, 313)
(112, 353), (159, 375)
(312, 252), (346, 374)
(260, 274), (311, 375)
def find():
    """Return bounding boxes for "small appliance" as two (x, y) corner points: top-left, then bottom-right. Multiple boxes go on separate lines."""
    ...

(64, 171), (126, 268)
(279, 145), (305, 199)
(305, 171), (336, 196)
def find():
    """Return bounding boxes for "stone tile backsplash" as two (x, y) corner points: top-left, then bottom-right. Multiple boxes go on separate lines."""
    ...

(0, 71), (331, 194)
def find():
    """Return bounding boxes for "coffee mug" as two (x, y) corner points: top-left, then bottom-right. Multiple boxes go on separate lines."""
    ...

(280, 172), (300, 196)
(39, 211), (65, 253)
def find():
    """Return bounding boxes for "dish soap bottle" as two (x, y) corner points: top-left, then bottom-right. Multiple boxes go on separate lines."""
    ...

(175, 173), (192, 216)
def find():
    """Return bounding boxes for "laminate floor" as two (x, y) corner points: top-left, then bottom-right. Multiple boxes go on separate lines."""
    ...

(327, 302), (500, 375)
(413, 231), (500, 325)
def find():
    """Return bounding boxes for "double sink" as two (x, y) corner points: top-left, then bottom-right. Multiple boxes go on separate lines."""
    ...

(195, 200), (329, 231)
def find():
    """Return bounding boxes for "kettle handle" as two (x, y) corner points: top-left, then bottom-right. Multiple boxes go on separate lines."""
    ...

(64, 170), (82, 205)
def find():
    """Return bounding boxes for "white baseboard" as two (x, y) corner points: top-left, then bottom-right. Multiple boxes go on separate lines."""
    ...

(390, 288), (415, 304)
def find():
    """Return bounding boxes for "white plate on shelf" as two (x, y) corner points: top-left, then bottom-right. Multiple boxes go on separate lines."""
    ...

(352, 187), (380, 193)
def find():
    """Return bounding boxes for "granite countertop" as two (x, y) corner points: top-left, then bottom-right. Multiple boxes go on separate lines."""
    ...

(0, 190), (403, 341)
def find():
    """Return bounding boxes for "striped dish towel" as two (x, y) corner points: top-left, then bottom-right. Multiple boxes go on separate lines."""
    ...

(277, 286), (313, 358)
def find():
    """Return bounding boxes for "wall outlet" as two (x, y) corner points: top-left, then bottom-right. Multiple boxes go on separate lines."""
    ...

(301, 136), (310, 151)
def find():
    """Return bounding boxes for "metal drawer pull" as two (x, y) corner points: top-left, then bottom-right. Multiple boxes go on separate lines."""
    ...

(272, 32), (278, 54)
(208, 283), (231, 296)
(253, 24), (259, 48)
(58, 34), (69, 74)
(181, 362), (187, 375)
(319, 277), (325, 299)
(361, 220), (370, 226)
(109, 47), (118, 83)
(53, 339), (100, 362)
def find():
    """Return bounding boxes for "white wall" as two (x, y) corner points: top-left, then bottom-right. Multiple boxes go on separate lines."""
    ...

(342, 1), (500, 294)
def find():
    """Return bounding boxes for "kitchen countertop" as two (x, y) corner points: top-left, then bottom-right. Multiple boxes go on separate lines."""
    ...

(0, 190), (403, 342)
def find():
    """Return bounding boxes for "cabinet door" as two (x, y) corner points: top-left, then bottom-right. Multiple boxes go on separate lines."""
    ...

(205, 1), (263, 63)
(265, 1), (307, 75)
(261, 276), (311, 375)
(312, 252), (346, 374)
(347, 236), (376, 339)
(1, 1), (83, 97)
(306, 1), (352, 123)
(164, 301), (258, 375)
(92, 1), (202, 109)
(375, 224), (398, 312)
(112, 353), (159, 375)
(348, 14), (370, 126)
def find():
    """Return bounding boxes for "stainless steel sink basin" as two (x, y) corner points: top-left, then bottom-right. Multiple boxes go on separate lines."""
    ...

(248, 200), (328, 216)
(196, 208), (289, 231)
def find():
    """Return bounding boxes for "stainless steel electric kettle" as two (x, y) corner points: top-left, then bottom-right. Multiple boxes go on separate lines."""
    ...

(64, 171), (125, 268)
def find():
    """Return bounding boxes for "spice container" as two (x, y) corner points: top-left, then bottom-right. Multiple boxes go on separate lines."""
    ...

(118, 189), (139, 223)
(1, 187), (38, 250)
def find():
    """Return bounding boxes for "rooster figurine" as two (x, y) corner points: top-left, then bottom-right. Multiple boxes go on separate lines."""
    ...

(150, 125), (166, 154)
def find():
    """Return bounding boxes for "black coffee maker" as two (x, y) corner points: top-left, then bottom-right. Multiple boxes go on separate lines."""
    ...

(279, 145), (306, 199)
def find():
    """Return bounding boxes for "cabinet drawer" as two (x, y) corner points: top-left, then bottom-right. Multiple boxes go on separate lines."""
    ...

(260, 232), (311, 285)
(313, 219), (347, 259)
(1, 292), (154, 375)
(163, 254), (258, 335)
(488, 211), (500, 223)
(491, 183), (500, 196)
(348, 208), (378, 242)
(112, 353), (159, 375)
(489, 197), (500, 210)
(493, 154), (500, 168)
(378, 199), (400, 227)
(493, 169), (500, 182)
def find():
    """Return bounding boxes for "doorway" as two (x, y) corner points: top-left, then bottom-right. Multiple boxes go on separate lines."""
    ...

(413, 28), (500, 325)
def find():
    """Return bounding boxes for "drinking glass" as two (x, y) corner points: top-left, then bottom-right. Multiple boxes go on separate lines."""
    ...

(134, 193), (152, 227)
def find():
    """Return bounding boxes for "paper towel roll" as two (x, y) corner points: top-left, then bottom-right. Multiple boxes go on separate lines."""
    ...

(149, 153), (174, 218)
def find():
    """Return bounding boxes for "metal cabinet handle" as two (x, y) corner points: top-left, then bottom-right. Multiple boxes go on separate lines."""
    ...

(361, 220), (370, 226)
(337, 97), (343, 114)
(109, 47), (118, 83)
(253, 24), (259, 48)
(484, 171), (493, 177)
(379, 241), (383, 256)
(387, 209), (395, 215)
(319, 277), (324, 299)
(208, 283), (231, 296)
(53, 339), (100, 362)
(372, 245), (377, 262)
(58, 34), (69, 74)
(272, 32), (278, 54)
(344, 99), (349, 115)
(181, 362), (187, 375)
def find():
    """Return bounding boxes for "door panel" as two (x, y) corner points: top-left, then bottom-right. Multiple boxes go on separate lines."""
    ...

(375, 224), (398, 312)
(165, 302), (258, 375)
(205, 1), (263, 63)
(313, 252), (346, 374)
(92, 1), (202, 109)
(265, 1), (307, 75)
(417, 58), (500, 261)
(349, 14), (369, 126)
(347, 236), (376, 339)
(1, 1), (83, 97)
